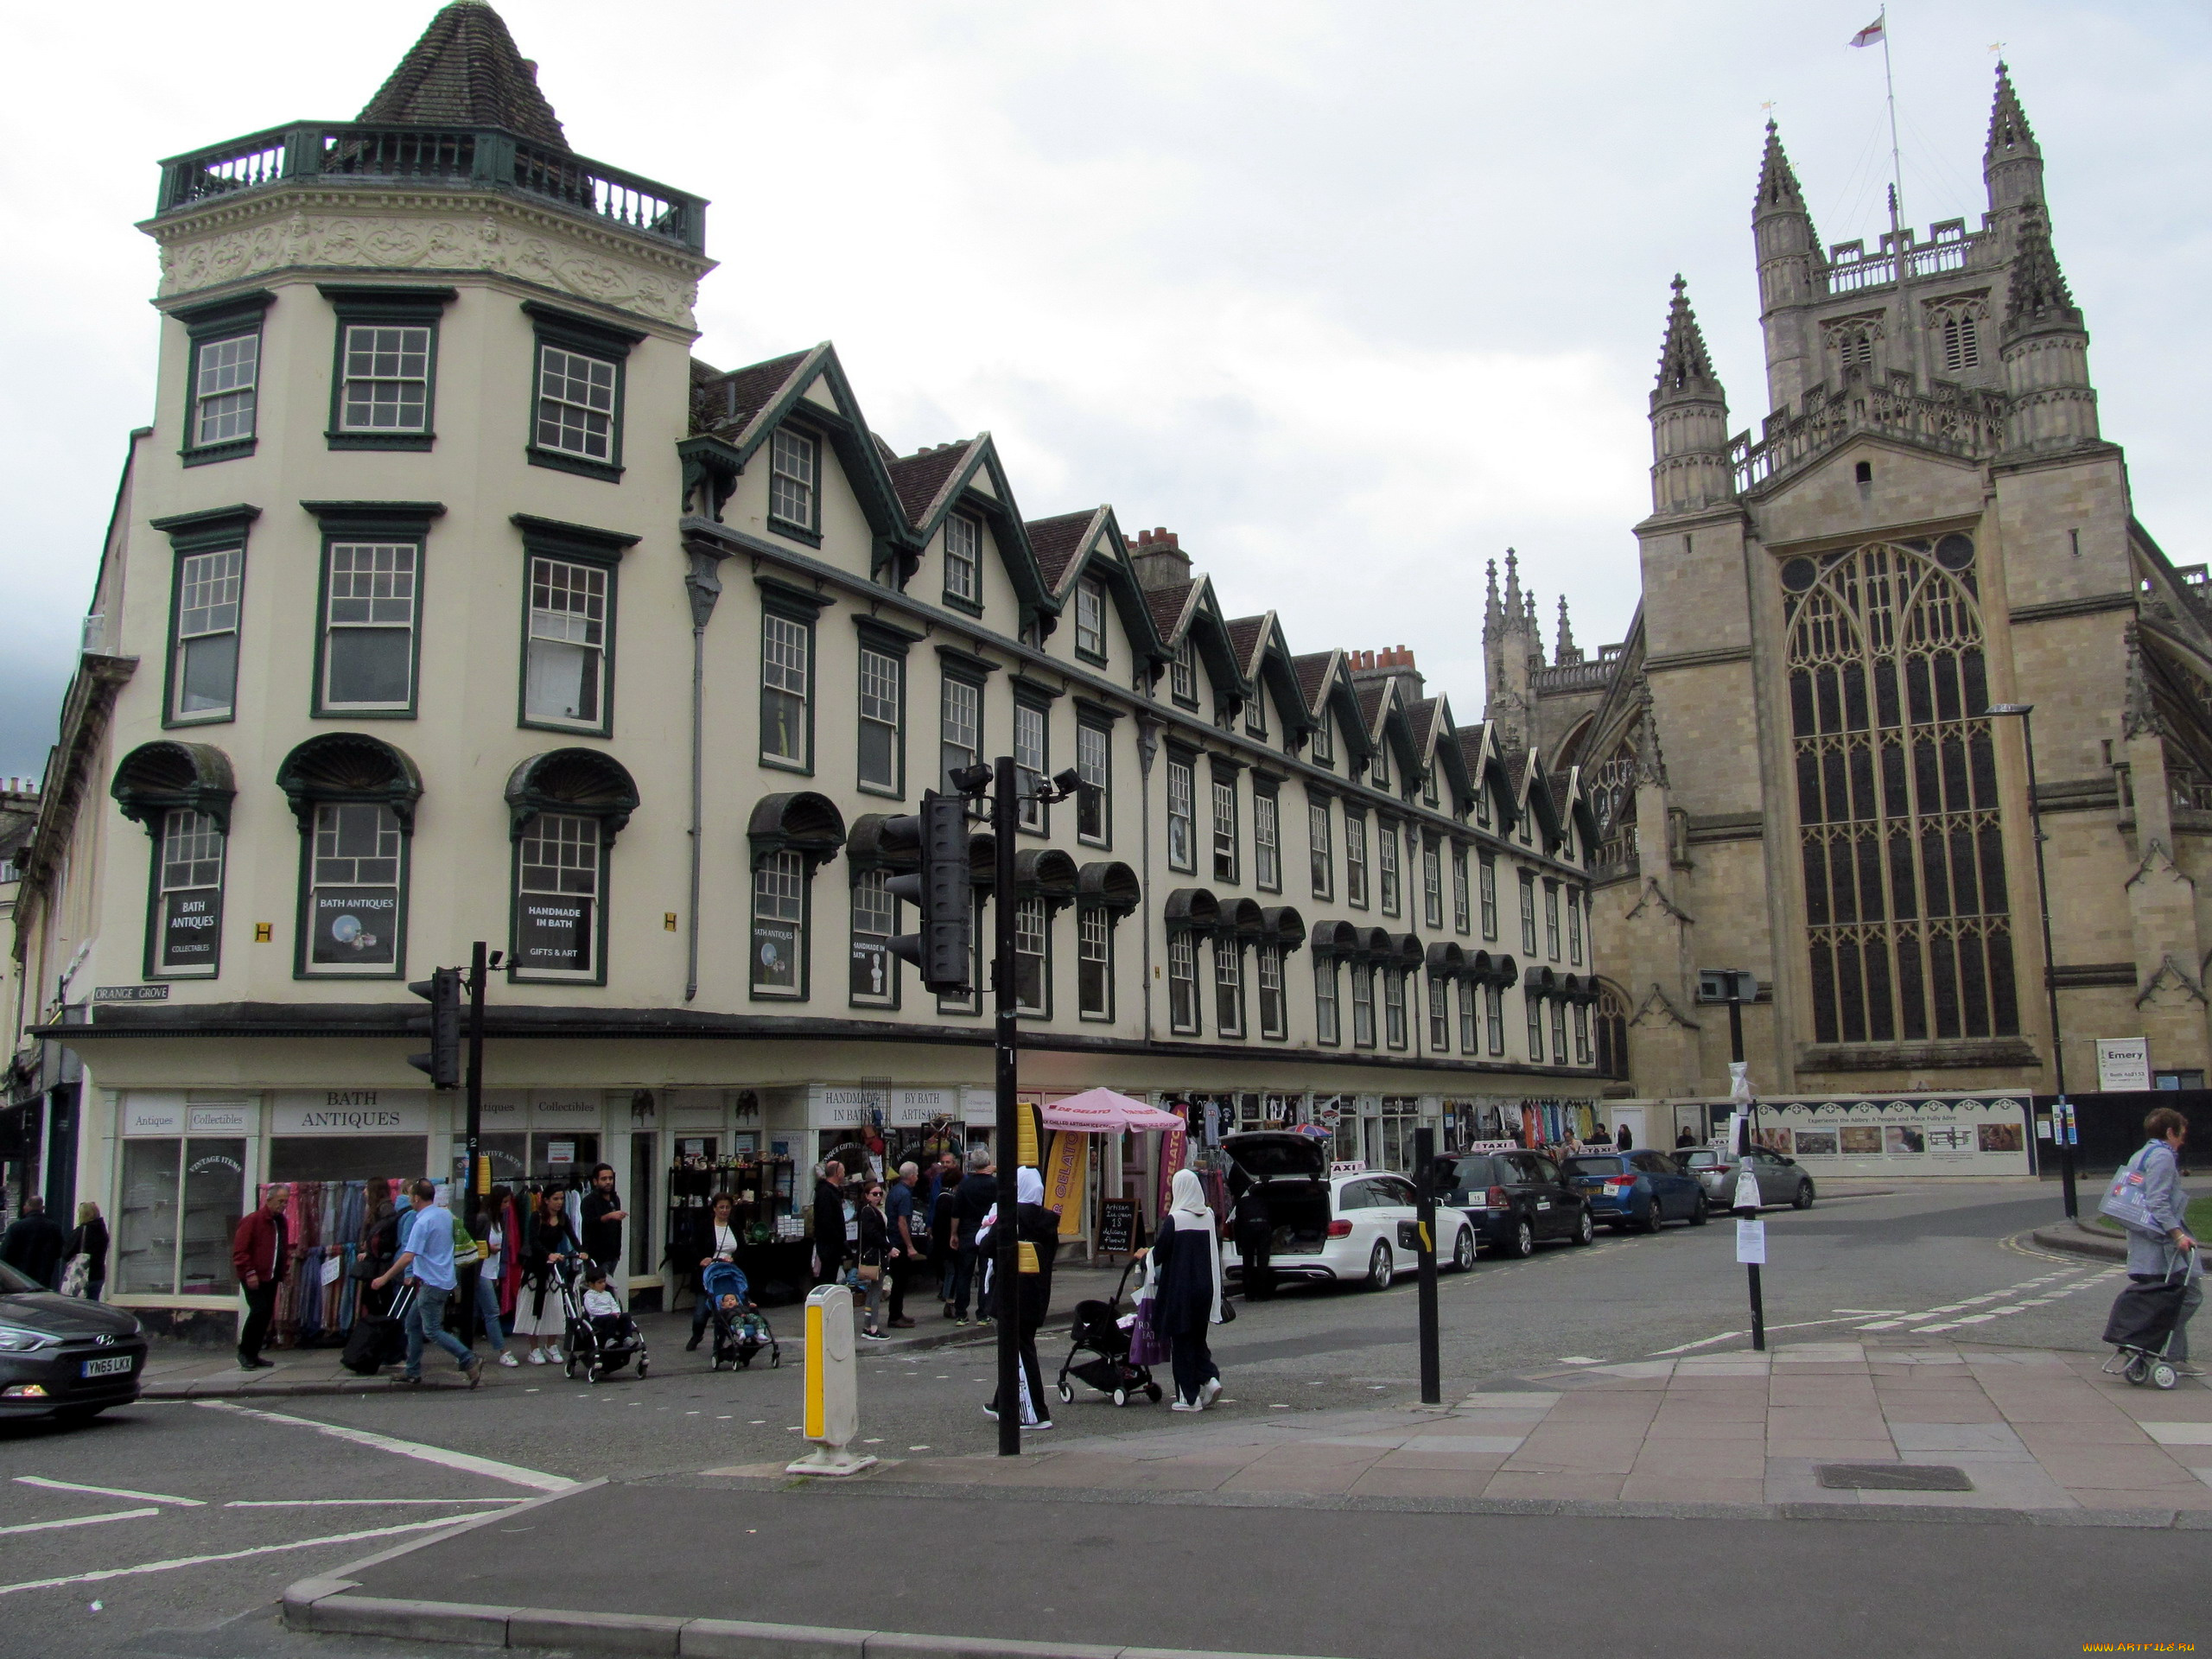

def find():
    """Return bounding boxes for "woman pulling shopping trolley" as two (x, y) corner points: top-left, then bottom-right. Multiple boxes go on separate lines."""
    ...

(2100, 1105), (2202, 1390)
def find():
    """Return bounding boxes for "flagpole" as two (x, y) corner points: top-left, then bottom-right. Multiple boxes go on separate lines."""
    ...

(1880, 8), (1904, 237)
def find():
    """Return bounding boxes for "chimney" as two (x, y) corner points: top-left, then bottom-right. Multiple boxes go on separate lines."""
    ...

(1126, 526), (1192, 592)
(1348, 645), (1425, 701)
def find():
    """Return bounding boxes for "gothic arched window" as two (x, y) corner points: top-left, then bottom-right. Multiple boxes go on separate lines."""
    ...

(1783, 537), (2018, 1046)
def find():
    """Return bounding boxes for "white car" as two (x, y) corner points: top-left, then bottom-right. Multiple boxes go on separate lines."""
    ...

(1220, 1132), (1478, 1291)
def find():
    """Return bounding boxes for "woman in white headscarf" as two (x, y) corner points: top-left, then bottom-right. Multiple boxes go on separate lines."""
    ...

(980, 1166), (1059, 1428)
(1148, 1167), (1225, 1411)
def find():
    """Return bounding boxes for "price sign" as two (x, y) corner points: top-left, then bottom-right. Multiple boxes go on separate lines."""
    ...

(1097, 1198), (1138, 1255)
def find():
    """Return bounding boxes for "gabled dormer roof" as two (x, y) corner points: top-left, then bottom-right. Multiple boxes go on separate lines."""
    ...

(1406, 695), (1476, 811)
(1147, 576), (1249, 709)
(1292, 650), (1372, 765)
(358, 0), (569, 150)
(890, 435), (1057, 630)
(1030, 508), (1170, 665)
(1224, 613), (1315, 741)
(1455, 721), (1523, 829)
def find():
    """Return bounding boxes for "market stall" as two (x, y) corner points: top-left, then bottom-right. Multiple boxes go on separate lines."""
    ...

(1038, 1088), (1187, 1261)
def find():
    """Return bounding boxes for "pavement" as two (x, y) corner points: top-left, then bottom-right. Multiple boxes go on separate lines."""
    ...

(138, 1262), (1138, 1397)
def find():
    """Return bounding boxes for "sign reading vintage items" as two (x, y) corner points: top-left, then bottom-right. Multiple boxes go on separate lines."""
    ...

(1097, 1198), (1139, 1256)
(2095, 1038), (2152, 1093)
(95, 983), (173, 1003)
(310, 888), (398, 967)
(270, 1090), (429, 1135)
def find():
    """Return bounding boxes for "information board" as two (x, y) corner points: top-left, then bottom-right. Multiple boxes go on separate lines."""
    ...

(1097, 1198), (1138, 1256)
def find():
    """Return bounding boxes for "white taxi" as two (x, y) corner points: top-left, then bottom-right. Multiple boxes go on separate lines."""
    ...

(1220, 1132), (1478, 1290)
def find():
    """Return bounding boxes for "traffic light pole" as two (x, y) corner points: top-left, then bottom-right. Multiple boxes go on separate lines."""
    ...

(1412, 1126), (1441, 1406)
(466, 940), (487, 1213)
(991, 756), (1021, 1457)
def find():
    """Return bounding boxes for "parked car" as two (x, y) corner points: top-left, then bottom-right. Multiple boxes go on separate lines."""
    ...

(1561, 1149), (1709, 1232)
(0, 1258), (148, 1424)
(1431, 1148), (1593, 1258)
(1220, 1133), (1479, 1289)
(1683, 1147), (1816, 1210)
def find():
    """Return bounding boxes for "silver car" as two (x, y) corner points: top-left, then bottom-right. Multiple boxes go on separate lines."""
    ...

(1681, 1147), (1816, 1210)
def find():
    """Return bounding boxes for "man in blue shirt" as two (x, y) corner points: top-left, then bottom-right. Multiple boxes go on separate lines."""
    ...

(374, 1179), (483, 1387)
(886, 1162), (921, 1329)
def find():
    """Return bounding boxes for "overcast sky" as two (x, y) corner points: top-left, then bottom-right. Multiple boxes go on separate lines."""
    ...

(2, 1), (2204, 779)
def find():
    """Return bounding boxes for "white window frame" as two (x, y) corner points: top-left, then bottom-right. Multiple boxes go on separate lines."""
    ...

(524, 556), (610, 729)
(320, 540), (418, 713)
(339, 323), (432, 434)
(1074, 577), (1107, 660)
(1253, 792), (1281, 892)
(769, 427), (817, 530)
(944, 512), (982, 605)
(535, 345), (617, 461)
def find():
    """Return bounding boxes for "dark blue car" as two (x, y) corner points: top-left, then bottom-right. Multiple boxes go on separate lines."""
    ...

(1560, 1150), (1708, 1233)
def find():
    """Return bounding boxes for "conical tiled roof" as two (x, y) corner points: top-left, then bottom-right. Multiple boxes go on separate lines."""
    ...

(2004, 214), (2083, 340)
(358, 0), (569, 151)
(1753, 121), (1808, 218)
(1652, 276), (1723, 404)
(1986, 61), (2040, 168)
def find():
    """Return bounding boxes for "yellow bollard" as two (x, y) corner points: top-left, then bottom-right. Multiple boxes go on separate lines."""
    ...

(786, 1283), (876, 1478)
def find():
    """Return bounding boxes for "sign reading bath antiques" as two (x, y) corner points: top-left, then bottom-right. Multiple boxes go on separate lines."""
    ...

(270, 1090), (429, 1135)
(2095, 1038), (2152, 1093)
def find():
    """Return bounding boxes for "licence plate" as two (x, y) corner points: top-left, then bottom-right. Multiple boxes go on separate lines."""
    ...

(80, 1354), (133, 1378)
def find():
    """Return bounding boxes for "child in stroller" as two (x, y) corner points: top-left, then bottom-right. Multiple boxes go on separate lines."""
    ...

(701, 1259), (779, 1370)
(1054, 1258), (1162, 1408)
(564, 1260), (650, 1383)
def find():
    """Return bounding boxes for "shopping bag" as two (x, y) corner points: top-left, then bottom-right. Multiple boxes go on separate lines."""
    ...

(59, 1254), (90, 1298)
(1126, 1308), (1170, 1369)
(2098, 1147), (2164, 1234)
(2103, 1268), (2191, 1352)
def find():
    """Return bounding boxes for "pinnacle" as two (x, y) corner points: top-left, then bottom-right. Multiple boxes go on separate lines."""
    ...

(358, 0), (569, 151)
(2003, 213), (2082, 340)
(1986, 60), (2039, 165)
(1652, 276), (1723, 404)
(1753, 120), (1808, 218)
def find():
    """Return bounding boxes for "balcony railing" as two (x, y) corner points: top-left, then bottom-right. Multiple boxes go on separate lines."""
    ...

(1530, 658), (1618, 696)
(1731, 377), (2008, 495)
(156, 124), (708, 253)
(1820, 229), (1983, 297)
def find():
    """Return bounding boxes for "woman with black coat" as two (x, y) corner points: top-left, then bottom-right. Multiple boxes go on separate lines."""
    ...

(1148, 1168), (1227, 1411)
(684, 1193), (743, 1351)
(855, 1181), (893, 1341)
(67, 1203), (111, 1300)
(982, 1167), (1060, 1427)
(513, 1188), (576, 1364)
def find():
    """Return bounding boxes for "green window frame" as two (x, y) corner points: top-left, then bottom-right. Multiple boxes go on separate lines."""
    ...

(1377, 818), (1401, 916)
(1428, 973), (1451, 1052)
(1519, 870), (1538, 953)
(1073, 577), (1108, 665)
(1166, 929), (1201, 1034)
(1526, 988), (1544, 1059)
(1479, 851), (1498, 939)
(151, 504), (260, 729)
(523, 302), (643, 482)
(321, 284), (454, 450)
(149, 809), (226, 979)
(1486, 983), (1506, 1054)
(510, 811), (608, 984)
(750, 849), (810, 1000)
(1344, 810), (1369, 908)
(1252, 785), (1281, 893)
(1568, 888), (1585, 965)
(1350, 961), (1376, 1047)
(1213, 937), (1245, 1039)
(1165, 750), (1196, 874)
(1211, 767), (1239, 885)
(1077, 905), (1114, 1021)
(1014, 696), (1050, 833)
(943, 512), (983, 613)
(1313, 954), (1340, 1046)
(301, 801), (410, 981)
(1256, 942), (1287, 1039)
(1014, 896), (1051, 1016)
(849, 865), (900, 1009)
(175, 290), (273, 466)
(514, 515), (636, 739)
(305, 502), (444, 721)
(1308, 793), (1333, 900)
(1169, 637), (1199, 709)
(1544, 879), (1561, 958)
(1422, 837), (1444, 931)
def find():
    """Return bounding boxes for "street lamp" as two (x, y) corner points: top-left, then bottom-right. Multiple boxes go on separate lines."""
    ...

(1987, 702), (2078, 1217)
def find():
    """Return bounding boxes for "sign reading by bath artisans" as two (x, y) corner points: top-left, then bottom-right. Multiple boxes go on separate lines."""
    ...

(270, 1090), (429, 1135)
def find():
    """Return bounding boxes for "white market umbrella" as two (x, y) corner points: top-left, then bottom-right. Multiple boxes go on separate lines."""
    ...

(1039, 1088), (1186, 1133)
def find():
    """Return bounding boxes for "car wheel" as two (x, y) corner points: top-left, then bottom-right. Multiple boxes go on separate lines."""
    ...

(1504, 1218), (1535, 1260)
(1572, 1209), (1595, 1247)
(1689, 1195), (1710, 1226)
(1641, 1202), (1664, 1235)
(1451, 1227), (1478, 1273)
(1794, 1181), (1815, 1211)
(1366, 1241), (1395, 1290)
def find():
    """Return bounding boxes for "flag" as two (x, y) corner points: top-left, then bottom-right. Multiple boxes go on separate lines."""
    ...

(1849, 16), (1885, 48)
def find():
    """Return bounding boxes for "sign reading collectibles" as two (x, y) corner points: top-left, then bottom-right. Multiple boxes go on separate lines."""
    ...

(270, 1091), (429, 1135)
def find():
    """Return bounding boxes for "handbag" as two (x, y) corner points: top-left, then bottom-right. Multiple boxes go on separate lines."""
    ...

(59, 1254), (91, 1298)
(2098, 1147), (2164, 1234)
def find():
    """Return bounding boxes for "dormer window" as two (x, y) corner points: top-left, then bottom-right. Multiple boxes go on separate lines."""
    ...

(944, 513), (982, 607)
(1244, 688), (1268, 740)
(1074, 577), (1107, 661)
(1312, 715), (1334, 767)
(769, 428), (818, 533)
(1422, 766), (1439, 808)
(1370, 746), (1389, 791)
(1171, 637), (1198, 706)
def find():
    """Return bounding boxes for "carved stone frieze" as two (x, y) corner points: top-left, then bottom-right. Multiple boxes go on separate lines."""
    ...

(146, 190), (707, 331)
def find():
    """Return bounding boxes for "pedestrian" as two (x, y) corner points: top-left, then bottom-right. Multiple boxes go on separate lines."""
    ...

(1230, 1165), (1275, 1301)
(580, 1263), (626, 1344)
(1675, 1127), (1696, 1150)
(1149, 1168), (1227, 1412)
(2, 1195), (67, 1289)
(64, 1201), (111, 1300)
(372, 1180), (484, 1388)
(947, 1150), (997, 1325)
(1614, 1122), (1634, 1152)
(885, 1161), (922, 1329)
(581, 1164), (628, 1300)
(856, 1179), (891, 1341)
(231, 1185), (293, 1371)
(514, 1187), (573, 1364)
(981, 1166), (1059, 1428)
(930, 1160), (961, 1308)
(358, 1185), (404, 1318)
(2115, 1107), (2203, 1375)
(472, 1185), (519, 1367)
(685, 1192), (743, 1351)
(812, 1160), (848, 1288)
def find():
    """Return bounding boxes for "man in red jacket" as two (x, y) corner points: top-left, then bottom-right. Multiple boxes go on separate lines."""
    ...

(232, 1185), (293, 1371)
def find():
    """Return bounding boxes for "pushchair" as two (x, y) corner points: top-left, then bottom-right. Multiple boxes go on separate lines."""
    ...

(558, 1256), (651, 1384)
(1054, 1259), (1162, 1408)
(701, 1259), (779, 1370)
(2101, 1247), (2197, 1392)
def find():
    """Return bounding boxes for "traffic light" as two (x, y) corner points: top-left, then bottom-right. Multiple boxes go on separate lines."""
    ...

(406, 967), (462, 1089)
(883, 791), (972, 994)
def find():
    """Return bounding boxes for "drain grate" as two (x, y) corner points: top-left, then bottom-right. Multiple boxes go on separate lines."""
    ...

(1816, 1462), (1974, 1492)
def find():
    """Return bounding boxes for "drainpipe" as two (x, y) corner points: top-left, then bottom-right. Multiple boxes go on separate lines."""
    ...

(683, 537), (731, 1002)
(1136, 713), (1161, 1041)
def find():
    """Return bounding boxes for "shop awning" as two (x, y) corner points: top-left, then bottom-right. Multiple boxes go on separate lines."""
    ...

(1039, 1088), (1186, 1133)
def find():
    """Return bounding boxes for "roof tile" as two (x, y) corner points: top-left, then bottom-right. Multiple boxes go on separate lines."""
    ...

(357, 0), (569, 151)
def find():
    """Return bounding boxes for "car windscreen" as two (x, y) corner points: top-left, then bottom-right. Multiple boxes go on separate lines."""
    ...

(0, 1259), (41, 1294)
(1562, 1155), (1630, 1178)
(1442, 1156), (1497, 1192)
(1683, 1151), (1720, 1168)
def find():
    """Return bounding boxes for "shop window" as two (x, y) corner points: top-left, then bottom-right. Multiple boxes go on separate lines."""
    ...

(1167, 930), (1201, 1033)
(1166, 753), (1195, 873)
(1344, 812), (1369, 907)
(1214, 938), (1245, 1039)
(1382, 968), (1407, 1050)
(1519, 871), (1538, 953)
(850, 867), (897, 1007)
(1014, 896), (1050, 1014)
(1015, 701), (1048, 832)
(1376, 1102), (1421, 1175)
(857, 647), (904, 796)
(1308, 796), (1333, 899)
(1211, 773), (1238, 884)
(1428, 973), (1450, 1051)
(1313, 956), (1341, 1045)
(1351, 962), (1376, 1046)
(1078, 906), (1112, 1020)
(752, 849), (807, 997)
(1452, 843), (1471, 933)
(116, 1135), (246, 1296)
(1486, 984), (1506, 1055)
(1076, 719), (1110, 846)
(1253, 791), (1280, 892)
(1256, 943), (1286, 1039)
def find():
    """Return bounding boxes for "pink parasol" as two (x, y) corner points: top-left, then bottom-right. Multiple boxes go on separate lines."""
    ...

(1038, 1088), (1186, 1133)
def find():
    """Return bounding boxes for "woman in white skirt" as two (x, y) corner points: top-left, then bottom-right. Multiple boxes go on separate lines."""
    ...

(512, 1187), (574, 1363)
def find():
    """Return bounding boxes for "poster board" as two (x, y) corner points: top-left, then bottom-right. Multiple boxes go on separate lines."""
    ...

(1723, 1093), (2031, 1173)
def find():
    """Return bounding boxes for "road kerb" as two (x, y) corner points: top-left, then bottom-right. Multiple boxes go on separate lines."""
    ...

(2028, 1224), (2126, 1262)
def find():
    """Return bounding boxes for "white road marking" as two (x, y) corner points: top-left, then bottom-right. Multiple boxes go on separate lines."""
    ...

(1556, 1356), (1605, 1364)
(0, 1509), (158, 1537)
(223, 1498), (524, 1508)
(15, 1476), (202, 1507)
(194, 1401), (574, 1492)
(0, 1516), (471, 1598)
(1652, 1332), (1743, 1355)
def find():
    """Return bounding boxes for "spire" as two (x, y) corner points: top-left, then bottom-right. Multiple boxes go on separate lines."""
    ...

(2003, 213), (2082, 342)
(358, 1), (570, 151)
(1484, 558), (1502, 632)
(1983, 60), (2044, 219)
(1652, 276), (1722, 406)
(1555, 595), (1582, 665)
(1503, 548), (1523, 619)
(1752, 121), (1808, 219)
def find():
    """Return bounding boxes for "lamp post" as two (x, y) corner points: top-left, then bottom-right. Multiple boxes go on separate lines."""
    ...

(1987, 702), (2077, 1217)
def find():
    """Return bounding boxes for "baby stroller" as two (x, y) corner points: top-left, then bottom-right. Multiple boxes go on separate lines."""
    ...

(701, 1259), (779, 1370)
(2101, 1248), (2196, 1392)
(559, 1256), (651, 1384)
(1054, 1259), (1162, 1408)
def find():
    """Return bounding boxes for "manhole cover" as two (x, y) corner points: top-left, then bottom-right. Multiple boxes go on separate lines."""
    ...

(1815, 1463), (1974, 1492)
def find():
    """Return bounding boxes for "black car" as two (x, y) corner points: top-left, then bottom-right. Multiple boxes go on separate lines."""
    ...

(1432, 1149), (1592, 1258)
(0, 1259), (148, 1423)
